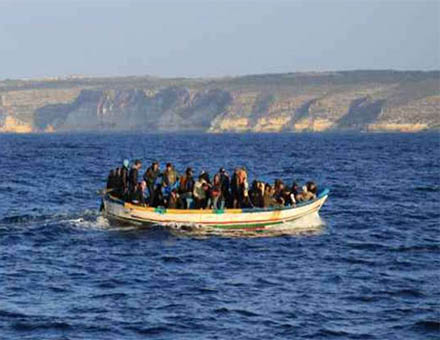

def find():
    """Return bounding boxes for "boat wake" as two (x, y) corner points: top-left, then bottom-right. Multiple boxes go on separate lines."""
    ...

(2, 208), (326, 237)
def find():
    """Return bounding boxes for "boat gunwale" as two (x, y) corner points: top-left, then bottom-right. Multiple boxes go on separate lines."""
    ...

(104, 188), (329, 215)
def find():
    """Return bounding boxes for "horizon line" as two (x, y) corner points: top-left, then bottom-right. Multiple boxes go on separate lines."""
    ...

(1, 68), (440, 82)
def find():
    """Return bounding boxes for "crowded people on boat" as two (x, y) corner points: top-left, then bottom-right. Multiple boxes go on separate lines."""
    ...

(106, 160), (318, 210)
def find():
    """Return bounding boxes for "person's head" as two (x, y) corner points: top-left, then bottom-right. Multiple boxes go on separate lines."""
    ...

(123, 159), (129, 168)
(213, 174), (220, 185)
(166, 162), (172, 170)
(152, 161), (159, 171)
(134, 159), (142, 169)
(291, 182), (300, 193)
(116, 168), (121, 175)
(275, 179), (284, 189)
(251, 180), (258, 190)
(186, 167), (193, 176)
(307, 181), (317, 194)
(219, 167), (226, 174)
(265, 183), (272, 194)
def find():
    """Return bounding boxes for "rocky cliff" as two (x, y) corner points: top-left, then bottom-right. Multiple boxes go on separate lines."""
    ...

(0, 71), (439, 133)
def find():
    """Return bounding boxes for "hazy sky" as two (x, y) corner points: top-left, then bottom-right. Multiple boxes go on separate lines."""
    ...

(0, 0), (439, 79)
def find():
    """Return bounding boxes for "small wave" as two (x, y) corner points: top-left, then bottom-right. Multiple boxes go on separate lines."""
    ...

(160, 255), (186, 264)
(0, 309), (28, 319)
(411, 320), (440, 333)
(127, 325), (171, 336)
(0, 213), (60, 226)
(256, 277), (281, 286)
(389, 289), (426, 298)
(414, 185), (440, 192)
(11, 321), (72, 331)
(313, 328), (373, 339)
(214, 307), (260, 317)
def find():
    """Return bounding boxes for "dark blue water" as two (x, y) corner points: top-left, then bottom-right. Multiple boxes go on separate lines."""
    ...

(1, 132), (439, 340)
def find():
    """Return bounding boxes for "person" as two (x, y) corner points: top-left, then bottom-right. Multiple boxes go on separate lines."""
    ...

(130, 181), (147, 206)
(193, 174), (208, 209)
(143, 161), (161, 204)
(263, 184), (281, 208)
(210, 174), (224, 209)
(106, 169), (116, 190)
(163, 163), (179, 188)
(273, 179), (286, 205)
(200, 170), (211, 184)
(230, 168), (240, 208)
(112, 168), (122, 197)
(304, 181), (318, 201)
(236, 167), (249, 208)
(120, 159), (130, 199)
(167, 189), (182, 209)
(179, 167), (195, 208)
(249, 180), (264, 208)
(151, 183), (166, 207)
(307, 181), (318, 197)
(218, 168), (230, 207)
(291, 182), (301, 202)
(281, 188), (295, 206)
(142, 161), (160, 202)
(128, 159), (142, 195)
(241, 193), (253, 208)
(296, 181), (318, 202)
(202, 182), (211, 208)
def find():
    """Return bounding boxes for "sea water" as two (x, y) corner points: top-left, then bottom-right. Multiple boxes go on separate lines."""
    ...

(0, 132), (439, 339)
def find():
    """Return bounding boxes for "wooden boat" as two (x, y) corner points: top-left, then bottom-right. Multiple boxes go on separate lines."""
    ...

(102, 188), (329, 233)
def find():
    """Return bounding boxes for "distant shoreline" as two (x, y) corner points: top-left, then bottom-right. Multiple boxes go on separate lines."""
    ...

(1, 70), (439, 134)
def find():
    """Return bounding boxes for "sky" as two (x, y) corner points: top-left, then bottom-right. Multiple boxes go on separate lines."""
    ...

(0, 0), (439, 79)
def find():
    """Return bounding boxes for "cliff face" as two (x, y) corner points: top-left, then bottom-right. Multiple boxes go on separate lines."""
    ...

(33, 87), (232, 131)
(0, 71), (439, 133)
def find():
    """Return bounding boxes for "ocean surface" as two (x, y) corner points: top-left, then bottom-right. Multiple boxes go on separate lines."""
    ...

(0, 132), (439, 340)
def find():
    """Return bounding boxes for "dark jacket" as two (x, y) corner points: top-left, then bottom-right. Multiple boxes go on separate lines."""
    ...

(121, 166), (129, 192)
(219, 173), (230, 197)
(106, 170), (116, 190)
(230, 173), (239, 197)
(249, 189), (264, 208)
(143, 167), (160, 187)
(152, 185), (165, 207)
(128, 167), (139, 192)
(114, 171), (123, 195)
